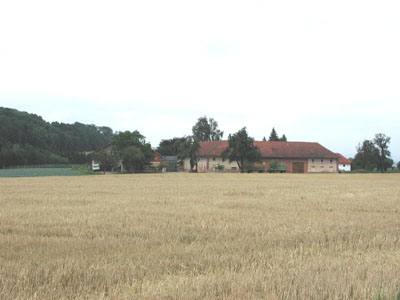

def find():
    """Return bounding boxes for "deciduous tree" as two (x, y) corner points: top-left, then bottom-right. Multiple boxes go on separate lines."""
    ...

(352, 140), (379, 171)
(112, 131), (154, 173)
(93, 150), (116, 172)
(192, 116), (223, 141)
(373, 133), (391, 173)
(121, 146), (146, 173)
(158, 137), (186, 156)
(177, 136), (200, 172)
(222, 127), (261, 173)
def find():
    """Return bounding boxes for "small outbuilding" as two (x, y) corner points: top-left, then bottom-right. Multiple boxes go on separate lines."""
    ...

(336, 153), (352, 173)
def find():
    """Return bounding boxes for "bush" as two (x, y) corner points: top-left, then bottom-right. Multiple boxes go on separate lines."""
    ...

(216, 164), (224, 171)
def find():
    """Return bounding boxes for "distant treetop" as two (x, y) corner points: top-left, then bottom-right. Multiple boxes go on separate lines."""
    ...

(268, 127), (287, 142)
(192, 116), (223, 141)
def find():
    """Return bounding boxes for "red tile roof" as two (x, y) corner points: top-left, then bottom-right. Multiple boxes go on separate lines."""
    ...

(336, 153), (351, 164)
(198, 141), (338, 159)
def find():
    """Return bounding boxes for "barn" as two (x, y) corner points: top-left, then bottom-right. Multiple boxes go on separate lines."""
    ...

(184, 141), (339, 173)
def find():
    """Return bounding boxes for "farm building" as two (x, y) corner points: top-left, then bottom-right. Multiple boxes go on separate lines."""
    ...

(336, 153), (352, 172)
(183, 141), (339, 173)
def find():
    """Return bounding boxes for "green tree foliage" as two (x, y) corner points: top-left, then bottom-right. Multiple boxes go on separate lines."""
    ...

(0, 107), (113, 167)
(192, 116), (223, 141)
(352, 140), (379, 171)
(97, 126), (114, 140)
(92, 150), (116, 172)
(177, 136), (200, 172)
(112, 131), (154, 173)
(222, 127), (261, 173)
(268, 127), (279, 141)
(121, 146), (146, 173)
(352, 134), (392, 172)
(397, 161), (400, 170)
(0, 144), (69, 167)
(373, 133), (391, 173)
(268, 127), (287, 141)
(158, 137), (186, 156)
(51, 122), (112, 153)
(385, 158), (394, 170)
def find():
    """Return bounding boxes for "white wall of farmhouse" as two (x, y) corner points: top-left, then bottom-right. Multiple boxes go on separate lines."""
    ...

(338, 163), (351, 172)
(184, 156), (339, 173)
(183, 158), (191, 171)
(183, 157), (239, 172)
(307, 158), (337, 173)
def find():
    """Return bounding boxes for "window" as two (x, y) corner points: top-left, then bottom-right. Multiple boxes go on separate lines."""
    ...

(330, 159), (333, 163)
(312, 159), (314, 162)
(321, 159), (323, 163)
(213, 157), (216, 161)
(343, 164), (345, 167)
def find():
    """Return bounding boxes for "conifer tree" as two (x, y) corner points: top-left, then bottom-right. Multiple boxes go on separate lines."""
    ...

(268, 127), (279, 141)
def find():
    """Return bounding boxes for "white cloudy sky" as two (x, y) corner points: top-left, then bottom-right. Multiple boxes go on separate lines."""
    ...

(0, 0), (399, 161)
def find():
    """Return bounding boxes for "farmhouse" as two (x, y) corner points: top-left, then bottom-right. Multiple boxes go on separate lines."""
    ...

(184, 141), (339, 173)
(336, 153), (352, 172)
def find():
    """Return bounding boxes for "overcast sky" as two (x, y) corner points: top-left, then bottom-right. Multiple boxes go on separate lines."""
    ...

(0, 1), (399, 162)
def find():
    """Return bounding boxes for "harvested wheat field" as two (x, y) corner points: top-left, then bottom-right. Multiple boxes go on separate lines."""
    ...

(1, 173), (400, 300)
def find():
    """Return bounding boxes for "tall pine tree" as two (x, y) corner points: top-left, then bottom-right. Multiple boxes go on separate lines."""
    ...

(268, 127), (279, 141)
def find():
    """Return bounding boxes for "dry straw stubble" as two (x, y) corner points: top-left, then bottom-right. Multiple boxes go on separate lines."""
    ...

(0, 173), (400, 299)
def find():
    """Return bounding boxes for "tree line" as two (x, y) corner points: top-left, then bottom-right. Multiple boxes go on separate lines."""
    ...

(0, 107), (113, 167)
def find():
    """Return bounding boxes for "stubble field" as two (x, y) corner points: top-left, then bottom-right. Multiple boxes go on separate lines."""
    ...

(1, 173), (400, 300)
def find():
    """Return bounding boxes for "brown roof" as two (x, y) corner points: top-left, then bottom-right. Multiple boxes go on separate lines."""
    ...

(198, 141), (229, 157)
(336, 153), (351, 164)
(198, 141), (338, 159)
(86, 142), (113, 155)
